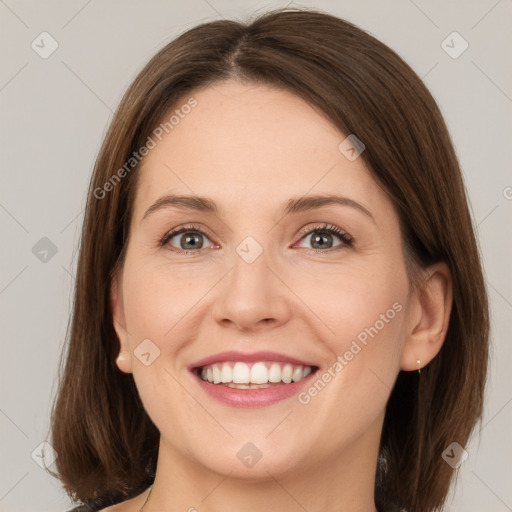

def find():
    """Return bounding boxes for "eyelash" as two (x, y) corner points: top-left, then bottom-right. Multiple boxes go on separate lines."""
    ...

(159, 222), (354, 256)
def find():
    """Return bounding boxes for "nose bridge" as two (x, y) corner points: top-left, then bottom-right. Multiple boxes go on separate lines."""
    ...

(211, 233), (292, 329)
(232, 234), (270, 290)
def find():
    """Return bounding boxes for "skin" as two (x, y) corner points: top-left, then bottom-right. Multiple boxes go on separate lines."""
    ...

(108, 80), (452, 512)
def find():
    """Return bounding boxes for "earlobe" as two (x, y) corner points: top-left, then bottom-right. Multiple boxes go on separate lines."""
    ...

(400, 262), (453, 372)
(115, 351), (132, 373)
(110, 274), (133, 373)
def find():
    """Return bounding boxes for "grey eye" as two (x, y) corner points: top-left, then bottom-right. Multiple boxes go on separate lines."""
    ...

(169, 231), (211, 251)
(297, 230), (344, 250)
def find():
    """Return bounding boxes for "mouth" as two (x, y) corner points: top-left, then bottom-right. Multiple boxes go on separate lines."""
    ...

(193, 361), (316, 388)
(188, 351), (319, 408)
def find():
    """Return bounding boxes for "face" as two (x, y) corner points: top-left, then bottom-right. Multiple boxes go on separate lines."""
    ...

(111, 80), (414, 479)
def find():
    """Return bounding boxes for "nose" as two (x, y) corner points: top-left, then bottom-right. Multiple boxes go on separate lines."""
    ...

(210, 242), (293, 333)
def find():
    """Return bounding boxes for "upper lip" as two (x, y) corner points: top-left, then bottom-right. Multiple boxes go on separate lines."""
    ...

(188, 351), (317, 370)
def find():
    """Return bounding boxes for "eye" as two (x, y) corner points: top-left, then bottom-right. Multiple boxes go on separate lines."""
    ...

(160, 224), (217, 255)
(159, 222), (353, 256)
(294, 223), (353, 252)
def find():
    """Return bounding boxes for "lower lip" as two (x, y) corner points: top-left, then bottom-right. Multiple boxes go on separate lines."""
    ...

(192, 372), (316, 408)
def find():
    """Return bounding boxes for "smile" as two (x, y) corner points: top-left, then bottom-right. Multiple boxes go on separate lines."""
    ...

(196, 361), (314, 388)
(189, 351), (319, 407)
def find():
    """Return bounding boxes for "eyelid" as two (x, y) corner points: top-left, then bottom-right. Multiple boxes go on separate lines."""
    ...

(159, 223), (218, 251)
(295, 222), (353, 243)
(160, 222), (353, 253)
(292, 222), (354, 252)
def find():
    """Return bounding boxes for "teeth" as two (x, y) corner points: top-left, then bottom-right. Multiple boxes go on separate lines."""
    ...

(197, 361), (314, 386)
(233, 362), (250, 384)
(225, 382), (273, 389)
(212, 365), (222, 384)
(249, 362), (268, 384)
(221, 364), (232, 383)
(268, 362), (281, 383)
(292, 366), (303, 382)
(282, 364), (293, 383)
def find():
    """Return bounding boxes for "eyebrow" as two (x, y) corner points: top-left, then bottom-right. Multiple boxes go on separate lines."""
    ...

(141, 194), (375, 223)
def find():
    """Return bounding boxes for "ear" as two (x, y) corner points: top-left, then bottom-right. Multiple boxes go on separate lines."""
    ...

(400, 262), (453, 372)
(110, 273), (133, 373)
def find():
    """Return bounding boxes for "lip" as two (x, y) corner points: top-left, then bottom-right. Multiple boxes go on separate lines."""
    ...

(194, 376), (316, 408)
(188, 351), (318, 408)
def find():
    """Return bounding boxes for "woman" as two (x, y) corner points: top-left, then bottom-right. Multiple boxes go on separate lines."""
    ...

(49, 7), (489, 512)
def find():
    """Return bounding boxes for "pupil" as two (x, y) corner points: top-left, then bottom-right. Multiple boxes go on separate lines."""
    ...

(178, 231), (333, 251)
(311, 232), (332, 249)
(182, 233), (203, 250)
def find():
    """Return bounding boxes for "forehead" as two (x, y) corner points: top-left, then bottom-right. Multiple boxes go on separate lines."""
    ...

(132, 80), (390, 221)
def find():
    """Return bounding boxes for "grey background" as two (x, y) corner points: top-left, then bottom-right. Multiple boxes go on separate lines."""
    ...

(1, 1), (511, 511)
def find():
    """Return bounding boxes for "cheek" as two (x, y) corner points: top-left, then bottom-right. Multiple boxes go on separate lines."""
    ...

(296, 260), (409, 406)
(120, 260), (197, 433)
(120, 258), (214, 407)
(292, 259), (408, 353)
(122, 258), (205, 339)
(122, 247), (409, 365)
(334, 277), (407, 361)
(293, 271), (408, 445)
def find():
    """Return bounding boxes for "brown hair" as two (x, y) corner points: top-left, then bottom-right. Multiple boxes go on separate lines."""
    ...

(48, 7), (489, 511)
